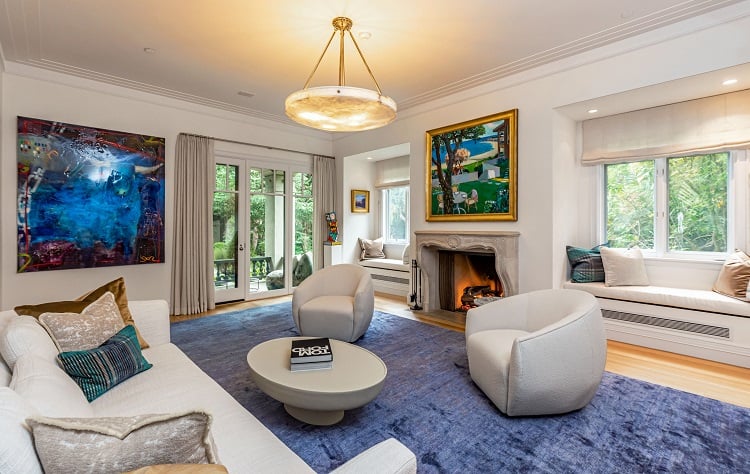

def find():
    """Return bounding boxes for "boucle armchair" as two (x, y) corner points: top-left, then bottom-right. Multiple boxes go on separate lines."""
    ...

(292, 264), (375, 342)
(465, 289), (606, 416)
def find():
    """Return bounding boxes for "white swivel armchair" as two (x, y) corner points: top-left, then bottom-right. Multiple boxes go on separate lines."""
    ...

(465, 289), (606, 416)
(292, 264), (375, 342)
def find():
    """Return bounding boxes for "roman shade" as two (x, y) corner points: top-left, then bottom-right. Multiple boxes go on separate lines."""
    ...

(581, 88), (750, 166)
(375, 156), (410, 187)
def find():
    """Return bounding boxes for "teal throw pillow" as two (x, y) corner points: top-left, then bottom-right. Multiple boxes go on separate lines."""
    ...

(57, 325), (152, 402)
(566, 244), (608, 283)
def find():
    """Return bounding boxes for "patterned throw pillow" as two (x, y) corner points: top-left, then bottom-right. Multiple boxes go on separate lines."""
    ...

(359, 237), (385, 260)
(57, 325), (152, 402)
(38, 292), (125, 352)
(566, 244), (607, 283)
(27, 411), (220, 473)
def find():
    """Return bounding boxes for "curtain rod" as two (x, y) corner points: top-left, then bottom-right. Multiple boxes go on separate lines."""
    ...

(181, 132), (334, 159)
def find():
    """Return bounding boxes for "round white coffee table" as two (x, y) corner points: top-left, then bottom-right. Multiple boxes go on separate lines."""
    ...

(247, 337), (387, 425)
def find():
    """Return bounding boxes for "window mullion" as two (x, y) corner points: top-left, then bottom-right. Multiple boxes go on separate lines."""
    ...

(655, 159), (668, 256)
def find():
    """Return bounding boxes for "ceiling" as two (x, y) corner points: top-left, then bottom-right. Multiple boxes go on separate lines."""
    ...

(0, 0), (745, 128)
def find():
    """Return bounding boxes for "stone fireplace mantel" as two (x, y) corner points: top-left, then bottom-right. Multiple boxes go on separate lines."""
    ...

(414, 230), (519, 313)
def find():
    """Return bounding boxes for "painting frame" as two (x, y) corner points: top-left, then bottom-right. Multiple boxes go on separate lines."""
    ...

(425, 109), (518, 221)
(351, 189), (370, 213)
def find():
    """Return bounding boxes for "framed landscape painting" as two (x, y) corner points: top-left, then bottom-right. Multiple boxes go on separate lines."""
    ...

(425, 109), (517, 221)
(17, 117), (166, 272)
(351, 189), (370, 213)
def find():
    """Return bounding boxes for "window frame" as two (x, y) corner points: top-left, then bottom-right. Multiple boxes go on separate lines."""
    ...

(600, 150), (747, 262)
(379, 184), (410, 244)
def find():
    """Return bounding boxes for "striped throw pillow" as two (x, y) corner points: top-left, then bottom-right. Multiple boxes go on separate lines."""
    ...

(566, 244), (608, 283)
(57, 325), (152, 402)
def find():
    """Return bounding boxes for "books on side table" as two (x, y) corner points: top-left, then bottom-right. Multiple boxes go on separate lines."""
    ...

(290, 337), (333, 372)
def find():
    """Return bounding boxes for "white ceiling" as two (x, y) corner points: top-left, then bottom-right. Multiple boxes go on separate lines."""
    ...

(0, 0), (745, 127)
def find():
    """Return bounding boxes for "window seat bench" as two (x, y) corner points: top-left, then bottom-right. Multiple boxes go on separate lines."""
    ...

(563, 281), (750, 368)
(358, 243), (410, 297)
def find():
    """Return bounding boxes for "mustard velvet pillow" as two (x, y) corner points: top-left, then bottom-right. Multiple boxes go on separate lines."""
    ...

(14, 277), (149, 349)
(712, 249), (750, 301)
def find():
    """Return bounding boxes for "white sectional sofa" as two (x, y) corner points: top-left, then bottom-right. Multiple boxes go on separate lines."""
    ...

(0, 300), (417, 473)
(358, 243), (411, 297)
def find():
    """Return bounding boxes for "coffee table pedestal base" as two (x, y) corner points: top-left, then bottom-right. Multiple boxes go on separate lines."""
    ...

(284, 404), (344, 426)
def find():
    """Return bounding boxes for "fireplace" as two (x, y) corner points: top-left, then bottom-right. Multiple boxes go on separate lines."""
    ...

(414, 230), (519, 314)
(439, 251), (503, 311)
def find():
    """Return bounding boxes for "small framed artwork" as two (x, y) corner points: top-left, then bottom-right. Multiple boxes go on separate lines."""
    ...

(351, 189), (370, 213)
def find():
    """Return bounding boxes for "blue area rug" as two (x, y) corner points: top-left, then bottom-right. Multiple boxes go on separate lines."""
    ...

(171, 303), (749, 473)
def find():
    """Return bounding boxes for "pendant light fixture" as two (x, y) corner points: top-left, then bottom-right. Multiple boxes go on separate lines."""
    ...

(285, 17), (397, 132)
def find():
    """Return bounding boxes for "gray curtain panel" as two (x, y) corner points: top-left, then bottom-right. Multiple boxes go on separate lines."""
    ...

(313, 156), (336, 271)
(171, 134), (216, 315)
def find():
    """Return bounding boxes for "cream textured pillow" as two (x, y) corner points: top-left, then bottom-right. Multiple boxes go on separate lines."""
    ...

(600, 247), (650, 287)
(27, 412), (220, 473)
(402, 244), (411, 265)
(712, 249), (750, 301)
(38, 292), (125, 352)
(359, 237), (385, 260)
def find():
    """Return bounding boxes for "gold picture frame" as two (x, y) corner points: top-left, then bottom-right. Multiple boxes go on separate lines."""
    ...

(351, 189), (370, 213)
(425, 109), (518, 221)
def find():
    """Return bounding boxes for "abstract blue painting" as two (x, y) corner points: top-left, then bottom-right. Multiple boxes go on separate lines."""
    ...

(17, 117), (165, 273)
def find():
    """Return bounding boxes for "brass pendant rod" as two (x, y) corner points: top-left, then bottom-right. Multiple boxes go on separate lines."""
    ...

(338, 25), (346, 86)
(302, 30), (338, 90)
(347, 30), (384, 95)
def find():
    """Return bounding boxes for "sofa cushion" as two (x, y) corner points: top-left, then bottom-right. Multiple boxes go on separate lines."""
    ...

(38, 292), (125, 352)
(15, 277), (149, 349)
(58, 325), (153, 402)
(126, 465), (228, 474)
(0, 387), (42, 474)
(27, 411), (219, 473)
(10, 354), (95, 418)
(600, 247), (650, 287)
(359, 237), (385, 260)
(0, 311), (15, 386)
(712, 249), (750, 301)
(0, 316), (59, 370)
(360, 258), (410, 272)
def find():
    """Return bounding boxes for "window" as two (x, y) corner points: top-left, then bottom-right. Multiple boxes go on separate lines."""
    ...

(381, 185), (409, 243)
(604, 152), (736, 257)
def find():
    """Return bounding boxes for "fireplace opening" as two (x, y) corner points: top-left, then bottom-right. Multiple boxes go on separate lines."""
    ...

(438, 250), (503, 312)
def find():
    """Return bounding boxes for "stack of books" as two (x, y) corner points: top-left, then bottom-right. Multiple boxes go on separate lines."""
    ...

(290, 338), (333, 372)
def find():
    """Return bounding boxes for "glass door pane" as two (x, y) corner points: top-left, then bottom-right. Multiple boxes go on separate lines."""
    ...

(249, 167), (286, 294)
(293, 172), (314, 286)
(213, 162), (245, 302)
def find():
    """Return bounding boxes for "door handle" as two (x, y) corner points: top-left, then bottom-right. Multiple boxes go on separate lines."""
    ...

(238, 243), (245, 251)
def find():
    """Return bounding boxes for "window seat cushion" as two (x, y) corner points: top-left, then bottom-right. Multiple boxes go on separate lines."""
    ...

(563, 281), (750, 318)
(359, 258), (409, 273)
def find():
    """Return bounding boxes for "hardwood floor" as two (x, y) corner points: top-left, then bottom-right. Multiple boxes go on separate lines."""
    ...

(176, 292), (750, 408)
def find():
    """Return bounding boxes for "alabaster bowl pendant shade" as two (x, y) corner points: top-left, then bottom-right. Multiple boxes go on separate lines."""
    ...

(285, 17), (397, 132)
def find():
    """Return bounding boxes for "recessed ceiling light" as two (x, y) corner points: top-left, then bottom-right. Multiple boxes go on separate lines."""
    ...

(722, 79), (738, 86)
(143, 47), (157, 54)
(366, 156), (373, 160)
(587, 109), (599, 114)
(237, 90), (255, 98)
(358, 31), (372, 40)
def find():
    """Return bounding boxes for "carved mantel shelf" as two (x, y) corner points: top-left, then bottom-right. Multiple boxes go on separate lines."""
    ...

(414, 230), (520, 313)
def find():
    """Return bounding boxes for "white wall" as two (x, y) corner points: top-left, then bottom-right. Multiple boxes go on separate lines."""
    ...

(341, 158), (377, 262)
(332, 7), (750, 294)
(1, 69), (332, 309)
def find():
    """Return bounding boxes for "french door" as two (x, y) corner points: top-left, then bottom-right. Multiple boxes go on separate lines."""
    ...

(213, 157), (313, 303)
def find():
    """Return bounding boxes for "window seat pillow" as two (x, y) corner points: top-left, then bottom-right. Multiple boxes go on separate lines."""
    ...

(563, 281), (750, 318)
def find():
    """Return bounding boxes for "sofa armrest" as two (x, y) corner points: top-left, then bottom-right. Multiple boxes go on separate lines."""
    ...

(329, 438), (416, 474)
(128, 300), (170, 347)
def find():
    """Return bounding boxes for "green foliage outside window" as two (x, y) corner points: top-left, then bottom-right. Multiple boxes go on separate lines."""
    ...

(606, 161), (654, 249)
